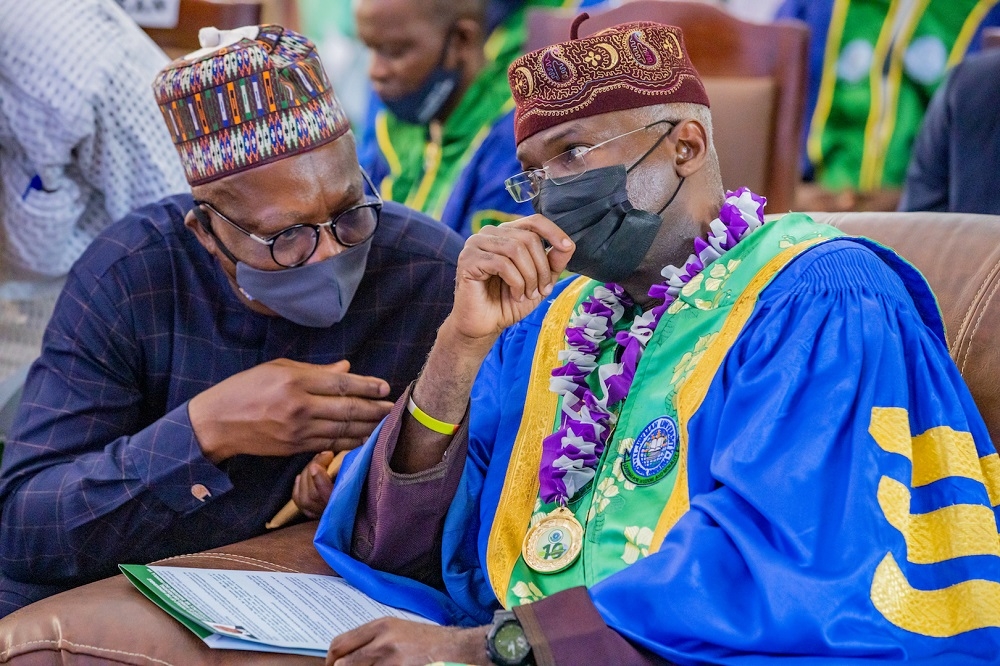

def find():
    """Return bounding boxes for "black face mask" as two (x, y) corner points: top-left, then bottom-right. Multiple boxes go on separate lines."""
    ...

(534, 165), (684, 284)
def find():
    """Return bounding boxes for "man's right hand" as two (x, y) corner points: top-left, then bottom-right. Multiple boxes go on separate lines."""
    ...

(388, 215), (574, 475)
(450, 214), (575, 342)
(188, 359), (393, 464)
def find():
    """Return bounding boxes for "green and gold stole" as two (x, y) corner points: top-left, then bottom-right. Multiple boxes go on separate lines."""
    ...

(483, 214), (844, 606)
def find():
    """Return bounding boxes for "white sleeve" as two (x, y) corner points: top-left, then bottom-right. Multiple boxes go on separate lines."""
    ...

(0, 0), (188, 277)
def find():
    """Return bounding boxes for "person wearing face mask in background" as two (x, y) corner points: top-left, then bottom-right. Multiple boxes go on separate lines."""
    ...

(354, 0), (600, 238)
(314, 17), (1000, 665)
(0, 25), (463, 617)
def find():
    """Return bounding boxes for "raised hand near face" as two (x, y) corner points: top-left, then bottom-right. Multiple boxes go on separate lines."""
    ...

(450, 214), (575, 343)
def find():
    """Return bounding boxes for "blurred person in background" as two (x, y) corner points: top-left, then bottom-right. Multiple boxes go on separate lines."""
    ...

(296, 0), (372, 128)
(354, 0), (601, 238)
(354, 0), (532, 238)
(0, 0), (187, 402)
(778, 0), (1000, 211)
(899, 49), (1000, 214)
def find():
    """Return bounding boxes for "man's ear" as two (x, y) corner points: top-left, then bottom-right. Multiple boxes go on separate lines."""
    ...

(185, 207), (224, 261)
(672, 119), (709, 178)
(449, 17), (484, 67)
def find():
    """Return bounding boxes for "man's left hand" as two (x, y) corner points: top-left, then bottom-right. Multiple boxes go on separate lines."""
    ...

(293, 450), (336, 519)
(326, 618), (490, 666)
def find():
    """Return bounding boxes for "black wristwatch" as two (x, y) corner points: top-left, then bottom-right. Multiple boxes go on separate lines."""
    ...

(486, 609), (535, 666)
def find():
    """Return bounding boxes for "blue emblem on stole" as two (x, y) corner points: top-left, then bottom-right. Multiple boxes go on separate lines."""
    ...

(624, 416), (679, 485)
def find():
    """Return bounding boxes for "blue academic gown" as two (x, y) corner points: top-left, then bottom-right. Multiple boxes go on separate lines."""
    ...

(316, 238), (1000, 664)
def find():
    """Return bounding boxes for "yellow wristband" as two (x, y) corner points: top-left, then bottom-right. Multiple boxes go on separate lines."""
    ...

(407, 396), (460, 435)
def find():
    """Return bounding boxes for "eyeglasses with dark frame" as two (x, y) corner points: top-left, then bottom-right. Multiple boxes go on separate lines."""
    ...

(194, 168), (383, 268)
(504, 119), (680, 203)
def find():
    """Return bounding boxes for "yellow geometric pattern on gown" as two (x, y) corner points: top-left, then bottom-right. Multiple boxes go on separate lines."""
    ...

(868, 407), (1000, 636)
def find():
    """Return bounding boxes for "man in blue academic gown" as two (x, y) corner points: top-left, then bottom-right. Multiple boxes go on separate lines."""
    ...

(315, 17), (1000, 666)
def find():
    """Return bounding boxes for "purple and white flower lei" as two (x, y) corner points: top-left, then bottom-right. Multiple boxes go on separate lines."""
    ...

(539, 187), (767, 505)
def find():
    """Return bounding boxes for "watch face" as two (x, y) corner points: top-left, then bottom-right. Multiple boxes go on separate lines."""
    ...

(495, 621), (531, 662)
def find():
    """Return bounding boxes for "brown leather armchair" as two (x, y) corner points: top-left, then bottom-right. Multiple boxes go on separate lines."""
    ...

(3, 211), (1000, 665)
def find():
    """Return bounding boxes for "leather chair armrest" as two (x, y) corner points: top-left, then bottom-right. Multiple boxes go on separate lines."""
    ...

(0, 522), (331, 665)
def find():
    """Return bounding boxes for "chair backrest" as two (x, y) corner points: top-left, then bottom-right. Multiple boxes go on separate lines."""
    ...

(144, 0), (263, 60)
(812, 211), (1000, 446)
(526, 0), (809, 213)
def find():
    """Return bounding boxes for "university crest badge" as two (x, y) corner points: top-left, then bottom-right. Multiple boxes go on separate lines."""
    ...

(624, 416), (679, 485)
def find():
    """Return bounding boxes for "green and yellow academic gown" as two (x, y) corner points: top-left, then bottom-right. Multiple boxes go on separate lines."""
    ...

(778, 0), (1000, 190)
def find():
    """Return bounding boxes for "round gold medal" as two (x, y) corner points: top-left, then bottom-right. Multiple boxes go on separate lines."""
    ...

(521, 506), (584, 574)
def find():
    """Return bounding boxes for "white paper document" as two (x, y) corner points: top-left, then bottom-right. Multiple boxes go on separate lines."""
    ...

(121, 564), (435, 657)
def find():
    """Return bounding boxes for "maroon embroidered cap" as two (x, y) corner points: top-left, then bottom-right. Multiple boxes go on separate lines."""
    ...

(508, 15), (710, 144)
